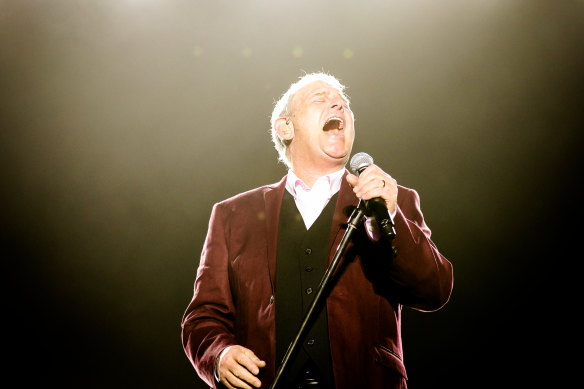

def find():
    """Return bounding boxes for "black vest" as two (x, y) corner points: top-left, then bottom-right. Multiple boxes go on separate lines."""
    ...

(275, 190), (337, 387)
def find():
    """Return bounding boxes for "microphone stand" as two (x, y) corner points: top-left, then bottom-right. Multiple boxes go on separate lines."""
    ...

(270, 201), (367, 389)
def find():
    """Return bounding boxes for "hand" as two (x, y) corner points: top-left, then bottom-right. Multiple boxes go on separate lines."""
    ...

(218, 345), (266, 388)
(346, 164), (397, 214)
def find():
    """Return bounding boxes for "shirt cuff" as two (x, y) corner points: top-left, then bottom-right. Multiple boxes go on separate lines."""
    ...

(214, 346), (233, 382)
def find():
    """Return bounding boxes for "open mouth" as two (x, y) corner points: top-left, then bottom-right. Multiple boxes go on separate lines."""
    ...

(323, 116), (344, 132)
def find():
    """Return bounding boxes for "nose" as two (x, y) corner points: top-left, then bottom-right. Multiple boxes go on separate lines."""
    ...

(330, 98), (345, 111)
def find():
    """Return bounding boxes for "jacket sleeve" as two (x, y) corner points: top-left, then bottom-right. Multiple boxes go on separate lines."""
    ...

(181, 202), (235, 388)
(389, 187), (453, 311)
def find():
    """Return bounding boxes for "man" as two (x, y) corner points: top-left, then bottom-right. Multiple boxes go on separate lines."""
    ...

(181, 72), (453, 389)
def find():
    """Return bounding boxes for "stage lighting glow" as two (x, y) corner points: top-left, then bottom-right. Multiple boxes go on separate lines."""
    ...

(343, 48), (354, 59)
(193, 46), (203, 57)
(292, 46), (304, 58)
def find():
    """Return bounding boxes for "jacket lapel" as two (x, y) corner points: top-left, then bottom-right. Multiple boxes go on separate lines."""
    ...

(328, 171), (359, 264)
(263, 176), (287, 291)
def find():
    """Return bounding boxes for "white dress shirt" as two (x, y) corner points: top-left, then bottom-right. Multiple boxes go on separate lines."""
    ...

(285, 168), (346, 229)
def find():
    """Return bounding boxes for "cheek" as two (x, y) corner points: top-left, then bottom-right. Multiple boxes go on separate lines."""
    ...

(347, 126), (356, 141)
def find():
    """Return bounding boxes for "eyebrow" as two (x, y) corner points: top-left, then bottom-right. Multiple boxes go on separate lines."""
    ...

(309, 90), (348, 102)
(309, 91), (327, 98)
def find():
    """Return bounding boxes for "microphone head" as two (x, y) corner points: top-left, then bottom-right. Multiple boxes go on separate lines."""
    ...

(349, 152), (374, 175)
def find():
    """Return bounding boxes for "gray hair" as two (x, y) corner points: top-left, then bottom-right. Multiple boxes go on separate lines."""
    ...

(270, 72), (350, 168)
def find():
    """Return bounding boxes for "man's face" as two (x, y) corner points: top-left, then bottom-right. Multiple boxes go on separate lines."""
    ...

(288, 80), (355, 171)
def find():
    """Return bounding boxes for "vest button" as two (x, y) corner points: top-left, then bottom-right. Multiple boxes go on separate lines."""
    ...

(307, 339), (315, 345)
(305, 248), (312, 255)
(305, 266), (313, 272)
(306, 287), (312, 295)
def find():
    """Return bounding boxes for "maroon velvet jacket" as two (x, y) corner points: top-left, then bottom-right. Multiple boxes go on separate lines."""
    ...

(181, 173), (453, 388)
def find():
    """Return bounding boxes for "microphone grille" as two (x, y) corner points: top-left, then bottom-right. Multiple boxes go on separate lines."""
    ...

(349, 152), (374, 174)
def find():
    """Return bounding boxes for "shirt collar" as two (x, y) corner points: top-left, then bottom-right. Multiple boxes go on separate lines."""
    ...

(285, 167), (346, 199)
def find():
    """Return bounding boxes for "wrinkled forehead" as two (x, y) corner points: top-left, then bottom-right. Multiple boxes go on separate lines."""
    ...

(291, 80), (350, 109)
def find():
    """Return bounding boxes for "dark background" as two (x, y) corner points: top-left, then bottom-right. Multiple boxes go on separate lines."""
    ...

(2, 1), (581, 387)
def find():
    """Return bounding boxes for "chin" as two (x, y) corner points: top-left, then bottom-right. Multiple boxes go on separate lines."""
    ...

(324, 152), (350, 166)
(325, 146), (351, 159)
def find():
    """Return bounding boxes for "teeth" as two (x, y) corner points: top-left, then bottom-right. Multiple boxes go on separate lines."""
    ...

(325, 116), (344, 130)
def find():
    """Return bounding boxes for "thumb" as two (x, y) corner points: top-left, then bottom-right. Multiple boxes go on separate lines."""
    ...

(346, 173), (358, 187)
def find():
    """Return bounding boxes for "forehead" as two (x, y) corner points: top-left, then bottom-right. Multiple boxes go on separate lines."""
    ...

(293, 80), (348, 104)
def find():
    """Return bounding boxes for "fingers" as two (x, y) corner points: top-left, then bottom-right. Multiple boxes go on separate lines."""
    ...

(236, 348), (266, 375)
(224, 369), (256, 389)
(359, 177), (395, 198)
(221, 361), (261, 389)
(346, 165), (397, 213)
(347, 165), (396, 197)
(219, 346), (265, 388)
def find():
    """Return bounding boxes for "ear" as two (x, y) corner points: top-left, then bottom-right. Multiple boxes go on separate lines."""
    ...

(275, 117), (294, 141)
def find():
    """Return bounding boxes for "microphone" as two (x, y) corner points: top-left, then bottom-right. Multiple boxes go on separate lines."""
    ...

(349, 152), (396, 242)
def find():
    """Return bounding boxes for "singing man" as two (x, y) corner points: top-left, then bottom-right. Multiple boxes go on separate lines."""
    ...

(181, 72), (453, 389)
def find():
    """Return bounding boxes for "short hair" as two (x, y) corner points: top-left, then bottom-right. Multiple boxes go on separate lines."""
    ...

(270, 72), (350, 169)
